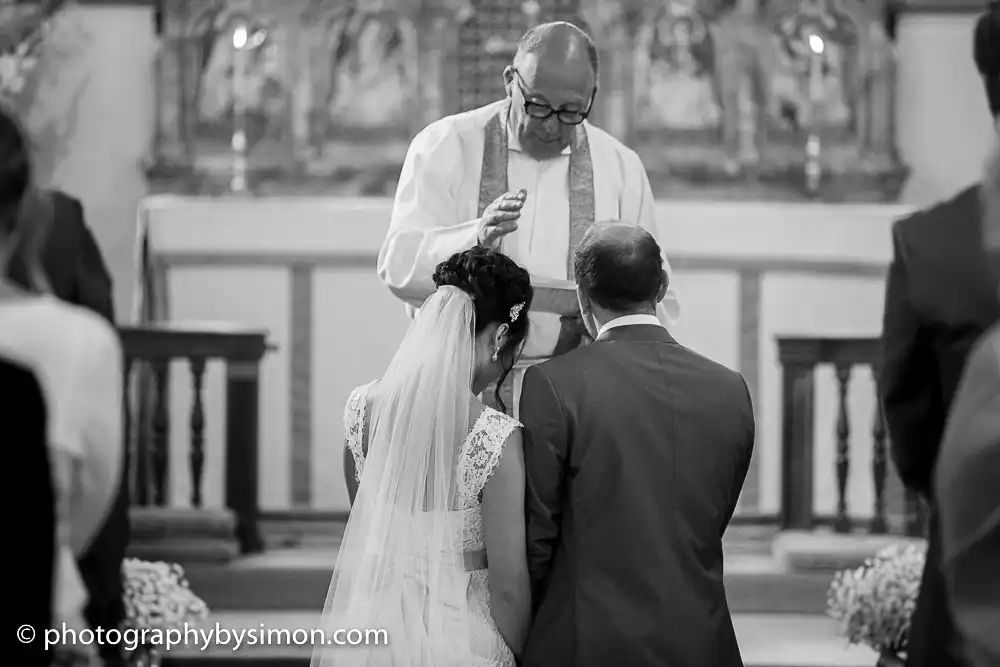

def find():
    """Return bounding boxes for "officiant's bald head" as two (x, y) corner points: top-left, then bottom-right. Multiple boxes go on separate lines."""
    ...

(515, 22), (599, 77)
(504, 22), (598, 160)
(574, 222), (669, 334)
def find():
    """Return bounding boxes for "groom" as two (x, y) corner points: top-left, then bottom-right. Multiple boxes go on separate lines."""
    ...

(519, 222), (755, 667)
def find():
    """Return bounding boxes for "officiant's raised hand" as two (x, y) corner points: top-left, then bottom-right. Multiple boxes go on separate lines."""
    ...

(477, 189), (526, 249)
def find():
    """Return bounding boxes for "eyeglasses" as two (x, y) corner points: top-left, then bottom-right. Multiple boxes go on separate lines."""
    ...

(513, 70), (595, 126)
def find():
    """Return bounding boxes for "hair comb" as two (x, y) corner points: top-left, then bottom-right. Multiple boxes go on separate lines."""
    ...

(509, 302), (525, 322)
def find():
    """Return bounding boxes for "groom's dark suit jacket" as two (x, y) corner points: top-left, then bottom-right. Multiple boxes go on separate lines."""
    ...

(519, 323), (755, 667)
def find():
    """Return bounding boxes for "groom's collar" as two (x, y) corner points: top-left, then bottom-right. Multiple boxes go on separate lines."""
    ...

(596, 317), (676, 345)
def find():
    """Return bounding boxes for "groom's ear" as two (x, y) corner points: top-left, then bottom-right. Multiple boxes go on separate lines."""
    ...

(655, 270), (669, 304)
(576, 287), (591, 317)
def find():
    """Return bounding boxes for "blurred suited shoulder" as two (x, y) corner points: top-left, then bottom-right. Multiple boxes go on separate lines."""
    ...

(935, 110), (1000, 667)
(878, 8), (1000, 667)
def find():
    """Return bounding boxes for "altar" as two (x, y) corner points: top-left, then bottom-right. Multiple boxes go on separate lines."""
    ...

(135, 195), (907, 518)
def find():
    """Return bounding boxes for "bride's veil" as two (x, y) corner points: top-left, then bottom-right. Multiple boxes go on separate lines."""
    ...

(312, 285), (477, 666)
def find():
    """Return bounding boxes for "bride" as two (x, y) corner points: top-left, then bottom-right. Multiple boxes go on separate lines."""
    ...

(313, 246), (535, 666)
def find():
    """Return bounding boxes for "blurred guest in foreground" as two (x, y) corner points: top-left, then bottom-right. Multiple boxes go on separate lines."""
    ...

(936, 10), (1000, 662)
(0, 107), (124, 665)
(5, 119), (129, 665)
(5, 359), (55, 667)
(879, 7), (1000, 666)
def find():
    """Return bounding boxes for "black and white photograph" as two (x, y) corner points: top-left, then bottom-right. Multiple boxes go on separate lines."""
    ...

(2, 0), (997, 665)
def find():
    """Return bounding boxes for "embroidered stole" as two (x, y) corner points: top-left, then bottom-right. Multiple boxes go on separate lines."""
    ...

(476, 100), (596, 279)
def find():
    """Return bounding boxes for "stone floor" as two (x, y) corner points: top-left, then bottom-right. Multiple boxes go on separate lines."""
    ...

(151, 525), (903, 666)
(157, 611), (877, 666)
(183, 548), (836, 614)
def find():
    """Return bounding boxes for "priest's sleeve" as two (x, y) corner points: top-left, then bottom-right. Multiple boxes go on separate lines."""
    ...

(620, 148), (680, 329)
(377, 120), (484, 308)
(520, 364), (568, 611)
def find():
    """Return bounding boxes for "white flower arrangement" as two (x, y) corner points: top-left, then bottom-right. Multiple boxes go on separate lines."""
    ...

(826, 543), (926, 657)
(122, 558), (209, 632)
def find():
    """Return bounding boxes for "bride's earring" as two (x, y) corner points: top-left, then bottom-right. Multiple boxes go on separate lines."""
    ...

(492, 325), (508, 364)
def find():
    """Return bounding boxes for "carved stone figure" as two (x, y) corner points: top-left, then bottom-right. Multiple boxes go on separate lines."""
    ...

(707, 6), (777, 171)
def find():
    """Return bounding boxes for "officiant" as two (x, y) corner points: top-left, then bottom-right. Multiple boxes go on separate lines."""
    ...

(377, 21), (680, 413)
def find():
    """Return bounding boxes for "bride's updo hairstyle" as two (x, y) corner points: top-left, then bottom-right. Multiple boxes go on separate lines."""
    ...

(432, 246), (533, 413)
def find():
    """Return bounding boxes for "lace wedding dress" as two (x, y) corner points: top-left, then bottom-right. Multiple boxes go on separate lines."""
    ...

(344, 381), (520, 666)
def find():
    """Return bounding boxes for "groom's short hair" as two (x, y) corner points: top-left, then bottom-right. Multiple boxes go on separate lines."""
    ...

(574, 221), (664, 312)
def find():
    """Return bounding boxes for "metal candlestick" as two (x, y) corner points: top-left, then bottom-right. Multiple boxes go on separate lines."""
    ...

(230, 21), (250, 193)
(804, 31), (825, 195)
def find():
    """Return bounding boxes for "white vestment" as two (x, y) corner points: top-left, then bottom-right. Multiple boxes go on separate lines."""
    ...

(378, 100), (680, 360)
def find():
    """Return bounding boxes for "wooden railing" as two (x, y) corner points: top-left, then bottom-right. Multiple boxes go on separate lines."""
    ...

(778, 336), (926, 537)
(119, 324), (271, 553)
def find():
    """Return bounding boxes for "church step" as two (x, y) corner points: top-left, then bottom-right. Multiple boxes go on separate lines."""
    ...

(128, 508), (240, 564)
(772, 530), (926, 573)
(183, 549), (834, 615)
(154, 612), (876, 667)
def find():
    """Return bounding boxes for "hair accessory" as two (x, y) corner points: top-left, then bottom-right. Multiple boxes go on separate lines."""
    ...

(509, 302), (525, 322)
